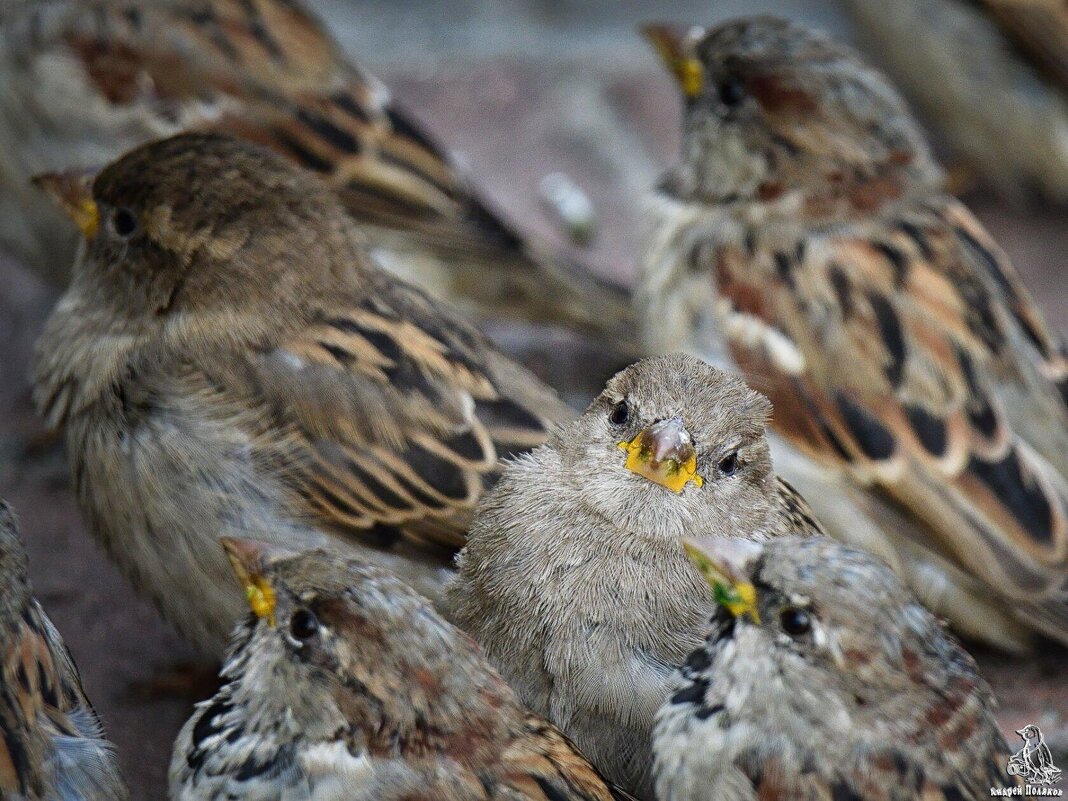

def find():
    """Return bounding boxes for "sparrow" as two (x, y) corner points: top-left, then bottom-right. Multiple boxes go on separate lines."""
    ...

(845, 0), (1068, 204)
(653, 535), (1019, 801)
(0, 500), (127, 801)
(170, 537), (635, 801)
(32, 131), (570, 655)
(446, 353), (823, 799)
(0, 0), (632, 338)
(641, 17), (1068, 651)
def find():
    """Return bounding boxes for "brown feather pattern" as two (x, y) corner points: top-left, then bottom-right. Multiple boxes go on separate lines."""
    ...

(7, 0), (632, 333)
(714, 197), (1068, 624)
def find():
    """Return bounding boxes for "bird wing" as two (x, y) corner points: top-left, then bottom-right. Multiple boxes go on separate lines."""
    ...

(491, 714), (634, 801)
(7, 0), (632, 334)
(12, 0), (485, 243)
(978, 0), (1068, 94)
(1, 600), (125, 800)
(715, 198), (1068, 637)
(772, 477), (826, 537)
(176, 279), (567, 555)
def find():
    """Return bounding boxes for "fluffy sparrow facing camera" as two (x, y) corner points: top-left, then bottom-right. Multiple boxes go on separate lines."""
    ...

(0, 0), (630, 336)
(655, 535), (1019, 801)
(642, 17), (1068, 651)
(170, 539), (635, 801)
(0, 501), (127, 801)
(846, 0), (1068, 204)
(32, 132), (569, 654)
(447, 353), (822, 799)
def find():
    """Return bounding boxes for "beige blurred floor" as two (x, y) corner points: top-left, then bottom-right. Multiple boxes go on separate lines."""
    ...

(0, 2), (1066, 798)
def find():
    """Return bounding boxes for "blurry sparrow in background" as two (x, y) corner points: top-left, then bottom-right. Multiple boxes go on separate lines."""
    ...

(0, 0), (633, 340)
(642, 16), (1068, 652)
(845, 0), (1068, 205)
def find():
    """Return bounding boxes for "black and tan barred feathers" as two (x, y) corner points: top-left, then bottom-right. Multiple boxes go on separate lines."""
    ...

(0, 503), (126, 801)
(261, 282), (560, 550)
(717, 197), (1068, 626)
(2, 0), (632, 334)
(643, 16), (1068, 648)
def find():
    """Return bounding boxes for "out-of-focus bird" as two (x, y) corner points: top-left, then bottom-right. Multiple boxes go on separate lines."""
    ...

(0, 0), (632, 338)
(844, 0), (1068, 205)
(170, 538), (635, 801)
(642, 16), (1068, 652)
(32, 132), (570, 655)
(447, 353), (823, 799)
(0, 500), (127, 801)
(654, 535), (1020, 801)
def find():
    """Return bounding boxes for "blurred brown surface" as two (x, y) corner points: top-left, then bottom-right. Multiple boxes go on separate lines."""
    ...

(1, 3), (1067, 798)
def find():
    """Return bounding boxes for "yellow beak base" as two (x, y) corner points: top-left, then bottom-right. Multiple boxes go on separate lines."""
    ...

(616, 416), (704, 493)
(683, 540), (761, 623)
(32, 171), (100, 239)
(642, 24), (705, 99)
(617, 435), (704, 494)
(221, 538), (277, 627)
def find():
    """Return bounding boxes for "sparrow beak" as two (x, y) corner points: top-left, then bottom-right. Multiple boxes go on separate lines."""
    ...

(618, 417), (704, 493)
(642, 23), (705, 99)
(32, 170), (100, 239)
(683, 537), (763, 622)
(220, 537), (280, 627)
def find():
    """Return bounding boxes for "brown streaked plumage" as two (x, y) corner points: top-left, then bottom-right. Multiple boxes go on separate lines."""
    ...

(641, 16), (1068, 651)
(654, 536), (1019, 801)
(0, 0), (632, 338)
(169, 540), (635, 801)
(32, 131), (570, 654)
(0, 501), (127, 801)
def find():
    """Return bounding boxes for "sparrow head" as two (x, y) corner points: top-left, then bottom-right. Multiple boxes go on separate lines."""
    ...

(554, 353), (774, 540)
(682, 536), (976, 711)
(34, 132), (363, 337)
(645, 17), (941, 209)
(219, 539), (513, 745)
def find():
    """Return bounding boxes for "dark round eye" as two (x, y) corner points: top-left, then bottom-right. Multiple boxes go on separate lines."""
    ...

(779, 606), (812, 637)
(718, 75), (746, 107)
(718, 451), (739, 476)
(289, 609), (319, 641)
(609, 400), (630, 426)
(111, 207), (139, 238)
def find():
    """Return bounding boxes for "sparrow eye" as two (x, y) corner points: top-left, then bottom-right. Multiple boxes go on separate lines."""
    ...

(111, 207), (139, 238)
(718, 75), (746, 107)
(609, 400), (630, 427)
(779, 606), (812, 637)
(289, 609), (319, 641)
(718, 451), (739, 476)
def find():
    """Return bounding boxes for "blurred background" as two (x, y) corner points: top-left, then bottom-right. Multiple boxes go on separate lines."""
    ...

(1, 1), (1066, 797)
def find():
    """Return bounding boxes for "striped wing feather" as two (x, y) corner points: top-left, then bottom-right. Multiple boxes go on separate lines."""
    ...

(191, 280), (565, 556)
(716, 198), (1068, 638)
